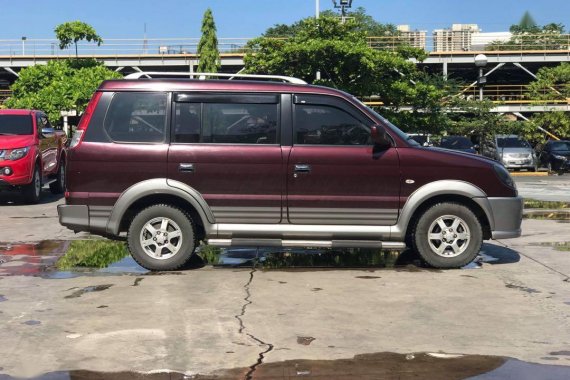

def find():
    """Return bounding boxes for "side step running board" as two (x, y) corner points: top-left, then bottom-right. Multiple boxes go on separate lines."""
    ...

(207, 239), (406, 250)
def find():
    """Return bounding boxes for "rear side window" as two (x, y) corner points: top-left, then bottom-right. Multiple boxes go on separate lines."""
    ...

(174, 102), (279, 144)
(0, 115), (33, 135)
(104, 92), (167, 143)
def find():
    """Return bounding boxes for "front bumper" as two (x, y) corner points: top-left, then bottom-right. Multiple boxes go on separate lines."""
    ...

(488, 196), (523, 239)
(0, 159), (33, 187)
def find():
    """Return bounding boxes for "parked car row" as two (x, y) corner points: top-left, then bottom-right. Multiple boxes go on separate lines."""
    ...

(429, 133), (568, 174)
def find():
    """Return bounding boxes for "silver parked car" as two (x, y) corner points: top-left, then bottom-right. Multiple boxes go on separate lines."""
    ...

(481, 134), (537, 172)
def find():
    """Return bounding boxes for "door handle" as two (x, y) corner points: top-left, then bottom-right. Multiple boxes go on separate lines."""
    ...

(178, 163), (195, 173)
(294, 164), (311, 173)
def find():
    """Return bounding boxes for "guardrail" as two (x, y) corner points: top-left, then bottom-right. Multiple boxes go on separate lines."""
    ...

(461, 85), (569, 103)
(1, 34), (569, 57)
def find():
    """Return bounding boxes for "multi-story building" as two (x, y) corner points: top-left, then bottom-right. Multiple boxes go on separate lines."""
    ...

(397, 25), (427, 50)
(433, 24), (481, 52)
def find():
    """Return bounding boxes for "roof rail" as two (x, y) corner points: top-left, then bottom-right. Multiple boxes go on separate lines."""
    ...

(123, 72), (307, 84)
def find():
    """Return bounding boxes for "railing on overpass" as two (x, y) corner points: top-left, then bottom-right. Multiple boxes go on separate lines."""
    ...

(460, 85), (569, 103)
(1, 34), (569, 58)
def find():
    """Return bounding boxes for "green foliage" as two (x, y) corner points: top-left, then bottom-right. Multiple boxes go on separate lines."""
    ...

(264, 7), (397, 38)
(527, 112), (570, 141)
(487, 16), (567, 51)
(54, 21), (103, 56)
(57, 240), (129, 269)
(198, 244), (221, 265)
(5, 59), (121, 123)
(197, 8), (221, 73)
(527, 63), (570, 100)
(245, 15), (427, 100)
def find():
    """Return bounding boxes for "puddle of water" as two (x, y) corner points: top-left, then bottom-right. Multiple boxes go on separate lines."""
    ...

(0, 240), (508, 278)
(3, 352), (570, 379)
(505, 283), (541, 294)
(0, 295), (6, 302)
(524, 210), (570, 221)
(0, 241), (69, 277)
(22, 320), (41, 326)
(64, 284), (113, 299)
(530, 242), (570, 252)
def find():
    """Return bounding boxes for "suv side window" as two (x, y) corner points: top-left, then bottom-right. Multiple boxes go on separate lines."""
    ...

(294, 96), (371, 146)
(104, 92), (167, 143)
(204, 103), (278, 144)
(173, 96), (279, 145)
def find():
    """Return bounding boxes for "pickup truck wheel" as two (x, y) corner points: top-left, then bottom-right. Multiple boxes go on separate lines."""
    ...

(127, 204), (196, 271)
(412, 203), (482, 268)
(23, 165), (41, 204)
(50, 161), (65, 194)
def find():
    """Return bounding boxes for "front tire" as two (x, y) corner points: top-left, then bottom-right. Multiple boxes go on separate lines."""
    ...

(23, 165), (41, 204)
(127, 204), (196, 271)
(50, 161), (65, 194)
(412, 203), (483, 268)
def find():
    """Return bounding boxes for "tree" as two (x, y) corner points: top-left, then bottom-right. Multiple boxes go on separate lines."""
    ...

(5, 59), (121, 123)
(487, 13), (567, 51)
(197, 8), (221, 73)
(264, 7), (397, 38)
(246, 15), (456, 134)
(55, 21), (103, 57)
(527, 62), (570, 100)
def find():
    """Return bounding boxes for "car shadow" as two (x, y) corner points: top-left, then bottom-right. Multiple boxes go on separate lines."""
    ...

(478, 242), (521, 265)
(0, 190), (63, 206)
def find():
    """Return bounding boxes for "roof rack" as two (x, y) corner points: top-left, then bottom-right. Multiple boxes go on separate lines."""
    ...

(123, 72), (307, 85)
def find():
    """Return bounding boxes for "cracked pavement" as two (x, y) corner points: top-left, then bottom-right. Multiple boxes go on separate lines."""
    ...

(0, 219), (569, 377)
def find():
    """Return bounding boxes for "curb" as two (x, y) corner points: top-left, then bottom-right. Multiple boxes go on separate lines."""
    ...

(511, 172), (549, 177)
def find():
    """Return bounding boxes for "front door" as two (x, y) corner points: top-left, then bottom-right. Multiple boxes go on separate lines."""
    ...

(167, 93), (284, 224)
(287, 94), (400, 226)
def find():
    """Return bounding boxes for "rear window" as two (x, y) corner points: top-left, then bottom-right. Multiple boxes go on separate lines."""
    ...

(104, 92), (167, 143)
(0, 115), (33, 135)
(497, 137), (530, 148)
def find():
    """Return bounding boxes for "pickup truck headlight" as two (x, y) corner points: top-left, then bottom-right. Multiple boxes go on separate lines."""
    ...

(493, 164), (516, 189)
(553, 155), (568, 161)
(6, 147), (30, 161)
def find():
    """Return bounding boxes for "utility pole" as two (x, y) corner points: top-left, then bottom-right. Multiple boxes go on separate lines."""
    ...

(315, 0), (321, 81)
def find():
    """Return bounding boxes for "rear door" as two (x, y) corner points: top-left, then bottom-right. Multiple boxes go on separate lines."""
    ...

(167, 93), (284, 224)
(287, 94), (400, 225)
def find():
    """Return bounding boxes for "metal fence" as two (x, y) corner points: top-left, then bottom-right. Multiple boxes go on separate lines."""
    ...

(1, 34), (569, 57)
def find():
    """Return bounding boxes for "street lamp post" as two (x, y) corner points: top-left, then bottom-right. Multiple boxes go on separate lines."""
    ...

(21, 36), (27, 56)
(474, 54), (488, 101)
(332, 0), (353, 23)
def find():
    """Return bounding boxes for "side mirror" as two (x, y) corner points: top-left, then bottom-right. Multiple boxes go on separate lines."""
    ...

(371, 125), (392, 149)
(41, 127), (55, 138)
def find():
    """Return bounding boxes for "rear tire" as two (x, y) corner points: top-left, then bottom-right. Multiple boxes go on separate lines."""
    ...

(127, 204), (196, 271)
(50, 161), (65, 194)
(23, 165), (41, 204)
(411, 202), (482, 269)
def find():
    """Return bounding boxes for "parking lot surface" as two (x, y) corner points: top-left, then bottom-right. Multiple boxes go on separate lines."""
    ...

(1, 178), (570, 378)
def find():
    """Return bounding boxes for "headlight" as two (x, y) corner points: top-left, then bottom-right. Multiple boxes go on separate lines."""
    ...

(493, 164), (516, 189)
(6, 147), (30, 161)
(553, 155), (568, 161)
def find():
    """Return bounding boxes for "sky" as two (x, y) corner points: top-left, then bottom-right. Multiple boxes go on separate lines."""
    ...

(0, 0), (569, 40)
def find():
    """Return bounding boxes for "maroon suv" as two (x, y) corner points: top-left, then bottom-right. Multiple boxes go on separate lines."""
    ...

(58, 75), (523, 270)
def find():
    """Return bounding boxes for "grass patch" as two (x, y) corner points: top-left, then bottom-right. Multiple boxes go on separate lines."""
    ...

(57, 240), (129, 270)
(524, 198), (570, 209)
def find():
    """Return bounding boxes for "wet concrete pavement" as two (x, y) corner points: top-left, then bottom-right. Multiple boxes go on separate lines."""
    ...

(0, 192), (88, 243)
(0, 219), (569, 378)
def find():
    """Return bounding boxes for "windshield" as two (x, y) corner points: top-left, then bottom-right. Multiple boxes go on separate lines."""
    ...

(440, 136), (473, 149)
(0, 115), (33, 135)
(352, 97), (420, 147)
(550, 141), (570, 151)
(497, 137), (530, 149)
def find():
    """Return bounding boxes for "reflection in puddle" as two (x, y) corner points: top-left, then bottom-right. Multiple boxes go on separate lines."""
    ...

(0, 240), (510, 278)
(1, 352), (570, 379)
